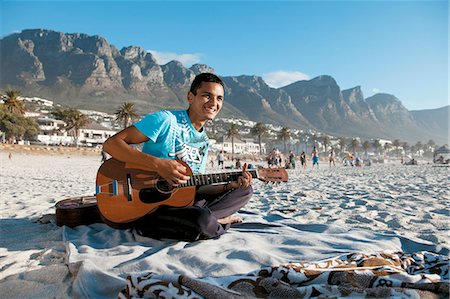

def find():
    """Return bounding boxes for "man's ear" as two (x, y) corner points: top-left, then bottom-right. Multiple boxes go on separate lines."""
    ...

(187, 91), (194, 105)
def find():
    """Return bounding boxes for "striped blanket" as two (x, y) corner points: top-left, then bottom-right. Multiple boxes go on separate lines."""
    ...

(119, 251), (448, 298)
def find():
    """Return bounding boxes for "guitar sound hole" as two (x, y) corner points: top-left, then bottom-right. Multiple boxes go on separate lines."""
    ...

(156, 180), (173, 192)
(139, 188), (171, 204)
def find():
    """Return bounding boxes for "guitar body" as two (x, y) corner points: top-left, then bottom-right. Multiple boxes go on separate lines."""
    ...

(96, 159), (196, 224)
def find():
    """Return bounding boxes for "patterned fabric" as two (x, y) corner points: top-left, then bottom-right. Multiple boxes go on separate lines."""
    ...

(119, 251), (449, 298)
(134, 110), (209, 173)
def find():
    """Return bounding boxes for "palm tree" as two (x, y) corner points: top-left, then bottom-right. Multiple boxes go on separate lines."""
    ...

(392, 139), (401, 157)
(115, 102), (138, 129)
(401, 141), (409, 156)
(350, 138), (359, 155)
(250, 122), (268, 155)
(322, 135), (331, 152)
(384, 142), (392, 156)
(338, 137), (347, 154)
(373, 139), (382, 155)
(362, 140), (371, 158)
(54, 108), (89, 146)
(311, 133), (318, 148)
(295, 132), (303, 153)
(2, 89), (26, 115)
(226, 123), (240, 160)
(415, 141), (423, 155)
(278, 127), (291, 153)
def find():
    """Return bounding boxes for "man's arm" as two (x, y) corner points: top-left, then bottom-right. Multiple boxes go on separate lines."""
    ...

(103, 126), (190, 186)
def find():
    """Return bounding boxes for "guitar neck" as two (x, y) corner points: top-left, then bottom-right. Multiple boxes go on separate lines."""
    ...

(178, 169), (258, 188)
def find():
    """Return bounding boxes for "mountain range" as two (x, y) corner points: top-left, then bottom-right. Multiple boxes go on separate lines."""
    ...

(0, 29), (448, 144)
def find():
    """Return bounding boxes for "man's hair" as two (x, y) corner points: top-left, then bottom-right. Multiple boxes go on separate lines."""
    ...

(190, 73), (224, 95)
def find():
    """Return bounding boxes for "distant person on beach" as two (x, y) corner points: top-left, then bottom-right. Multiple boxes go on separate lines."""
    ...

(217, 151), (224, 169)
(235, 158), (242, 169)
(312, 146), (319, 168)
(329, 148), (336, 167)
(101, 151), (108, 162)
(300, 151), (306, 169)
(289, 151), (296, 169)
(8, 152), (12, 160)
(103, 73), (253, 241)
(267, 148), (276, 168)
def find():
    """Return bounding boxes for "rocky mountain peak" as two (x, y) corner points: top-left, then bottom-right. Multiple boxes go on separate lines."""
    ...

(120, 46), (155, 63)
(189, 64), (215, 75)
(234, 75), (270, 90)
(309, 75), (338, 87)
(366, 93), (400, 104)
(342, 86), (364, 104)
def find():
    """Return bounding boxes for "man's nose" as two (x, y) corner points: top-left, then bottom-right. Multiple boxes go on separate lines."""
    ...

(209, 96), (220, 104)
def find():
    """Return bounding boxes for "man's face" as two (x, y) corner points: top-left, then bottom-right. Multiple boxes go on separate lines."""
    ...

(188, 82), (224, 121)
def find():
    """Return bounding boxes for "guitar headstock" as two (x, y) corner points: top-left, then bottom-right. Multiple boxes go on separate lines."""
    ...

(256, 168), (289, 183)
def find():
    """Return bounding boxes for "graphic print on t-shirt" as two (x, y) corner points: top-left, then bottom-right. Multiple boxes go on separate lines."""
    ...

(167, 117), (208, 173)
(168, 143), (202, 164)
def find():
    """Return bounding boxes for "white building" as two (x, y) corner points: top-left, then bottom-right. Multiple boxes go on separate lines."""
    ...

(34, 117), (117, 146)
(35, 117), (72, 145)
(78, 121), (117, 146)
(211, 136), (266, 155)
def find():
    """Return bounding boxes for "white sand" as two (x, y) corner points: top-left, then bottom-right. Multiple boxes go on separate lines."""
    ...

(0, 152), (448, 297)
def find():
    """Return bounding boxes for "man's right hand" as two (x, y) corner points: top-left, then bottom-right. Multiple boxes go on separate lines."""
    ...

(155, 158), (191, 186)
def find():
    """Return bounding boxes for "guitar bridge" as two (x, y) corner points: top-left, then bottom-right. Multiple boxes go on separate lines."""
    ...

(96, 180), (119, 196)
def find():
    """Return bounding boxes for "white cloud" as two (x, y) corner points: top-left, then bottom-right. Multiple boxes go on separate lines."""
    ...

(372, 88), (381, 94)
(148, 50), (202, 66)
(262, 70), (310, 88)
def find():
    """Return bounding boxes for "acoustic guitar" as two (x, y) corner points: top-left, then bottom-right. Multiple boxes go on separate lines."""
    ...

(96, 158), (288, 224)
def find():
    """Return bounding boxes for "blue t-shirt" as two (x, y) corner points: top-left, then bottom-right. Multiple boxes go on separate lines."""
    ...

(134, 110), (209, 174)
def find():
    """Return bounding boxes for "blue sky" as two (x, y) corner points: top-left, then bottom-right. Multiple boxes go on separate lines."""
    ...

(0, 0), (448, 110)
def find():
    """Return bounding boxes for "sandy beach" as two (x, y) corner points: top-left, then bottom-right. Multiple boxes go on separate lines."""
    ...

(0, 150), (448, 298)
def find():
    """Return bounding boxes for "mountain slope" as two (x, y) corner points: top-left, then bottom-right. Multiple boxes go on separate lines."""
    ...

(1, 29), (447, 144)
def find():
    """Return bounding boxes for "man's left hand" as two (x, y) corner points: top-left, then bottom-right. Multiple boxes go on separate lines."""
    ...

(229, 163), (252, 189)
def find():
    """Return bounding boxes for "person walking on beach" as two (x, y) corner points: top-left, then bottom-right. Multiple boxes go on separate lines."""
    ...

(101, 151), (108, 162)
(289, 151), (296, 169)
(300, 151), (306, 169)
(329, 148), (336, 167)
(217, 151), (224, 169)
(312, 146), (319, 168)
(103, 73), (253, 241)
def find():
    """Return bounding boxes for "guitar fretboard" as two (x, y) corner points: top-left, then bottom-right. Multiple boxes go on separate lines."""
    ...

(177, 169), (258, 188)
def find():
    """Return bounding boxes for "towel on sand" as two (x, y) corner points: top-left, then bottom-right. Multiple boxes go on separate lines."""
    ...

(119, 251), (448, 298)
(63, 212), (448, 298)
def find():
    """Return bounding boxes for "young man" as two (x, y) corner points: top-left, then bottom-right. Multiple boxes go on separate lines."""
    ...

(103, 73), (253, 241)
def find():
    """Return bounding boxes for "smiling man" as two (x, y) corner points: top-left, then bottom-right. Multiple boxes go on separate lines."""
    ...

(103, 73), (253, 241)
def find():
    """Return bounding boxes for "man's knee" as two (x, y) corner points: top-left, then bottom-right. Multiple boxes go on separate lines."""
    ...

(234, 185), (253, 207)
(195, 208), (227, 240)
